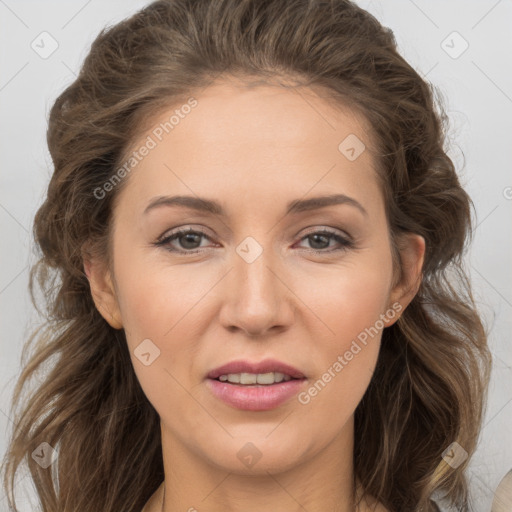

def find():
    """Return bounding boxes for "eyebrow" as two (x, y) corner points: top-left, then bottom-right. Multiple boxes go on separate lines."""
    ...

(143, 193), (368, 218)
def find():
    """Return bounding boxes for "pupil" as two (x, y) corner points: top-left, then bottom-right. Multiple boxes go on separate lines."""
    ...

(309, 234), (329, 249)
(181, 233), (201, 249)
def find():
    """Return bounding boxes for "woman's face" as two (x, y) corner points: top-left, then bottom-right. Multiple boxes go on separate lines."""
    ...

(86, 77), (424, 475)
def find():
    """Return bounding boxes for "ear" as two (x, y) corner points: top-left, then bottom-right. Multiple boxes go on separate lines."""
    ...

(383, 232), (425, 328)
(82, 245), (123, 330)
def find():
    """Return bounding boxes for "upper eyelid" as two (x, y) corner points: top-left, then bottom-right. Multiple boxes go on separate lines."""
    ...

(157, 225), (211, 240)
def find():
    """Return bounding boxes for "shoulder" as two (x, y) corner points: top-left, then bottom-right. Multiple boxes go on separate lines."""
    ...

(141, 482), (164, 512)
(361, 499), (441, 512)
(366, 500), (441, 512)
(357, 495), (389, 512)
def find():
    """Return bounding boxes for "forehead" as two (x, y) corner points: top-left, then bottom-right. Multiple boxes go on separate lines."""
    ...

(112, 77), (383, 220)
(172, 77), (372, 147)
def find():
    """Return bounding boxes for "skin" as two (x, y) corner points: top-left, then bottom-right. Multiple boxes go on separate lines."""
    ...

(84, 76), (425, 512)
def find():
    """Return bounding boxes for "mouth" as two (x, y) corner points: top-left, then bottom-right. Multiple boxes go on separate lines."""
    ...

(205, 360), (307, 411)
(206, 359), (307, 411)
(206, 374), (307, 411)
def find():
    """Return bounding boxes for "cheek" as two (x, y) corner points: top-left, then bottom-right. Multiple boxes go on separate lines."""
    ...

(111, 253), (205, 401)
(304, 256), (393, 343)
(115, 268), (199, 418)
(294, 251), (393, 417)
(114, 249), (208, 344)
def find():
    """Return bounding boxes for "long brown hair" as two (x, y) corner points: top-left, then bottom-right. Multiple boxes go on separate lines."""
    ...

(1, 0), (491, 510)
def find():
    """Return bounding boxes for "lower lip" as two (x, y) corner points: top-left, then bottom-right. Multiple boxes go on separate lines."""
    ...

(206, 378), (306, 411)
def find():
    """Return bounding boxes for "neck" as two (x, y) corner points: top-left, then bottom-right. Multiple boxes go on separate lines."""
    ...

(156, 417), (358, 512)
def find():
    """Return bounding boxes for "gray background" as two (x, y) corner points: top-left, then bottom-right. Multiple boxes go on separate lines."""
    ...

(1, 0), (511, 510)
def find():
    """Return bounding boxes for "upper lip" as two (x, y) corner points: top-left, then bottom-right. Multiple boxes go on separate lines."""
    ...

(207, 359), (306, 380)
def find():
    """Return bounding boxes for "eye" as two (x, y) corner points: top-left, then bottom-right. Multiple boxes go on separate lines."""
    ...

(154, 226), (354, 255)
(154, 227), (215, 254)
(294, 228), (354, 254)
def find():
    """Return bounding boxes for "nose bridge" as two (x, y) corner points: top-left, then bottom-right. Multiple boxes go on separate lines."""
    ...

(220, 234), (293, 335)
(234, 235), (280, 311)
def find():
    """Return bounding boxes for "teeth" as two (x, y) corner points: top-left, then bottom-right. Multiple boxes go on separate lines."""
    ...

(218, 372), (294, 385)
(240, 372), (257, 385)
(257, 372), (278, 384)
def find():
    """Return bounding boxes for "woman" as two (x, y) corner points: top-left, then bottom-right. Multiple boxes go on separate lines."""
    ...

(1, 0), (491, 510)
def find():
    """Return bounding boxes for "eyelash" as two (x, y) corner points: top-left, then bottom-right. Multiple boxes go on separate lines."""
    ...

(154, 226), (355, 256)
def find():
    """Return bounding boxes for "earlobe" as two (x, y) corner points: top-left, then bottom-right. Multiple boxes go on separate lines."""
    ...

(82, 249), (123, 330)
(84, 258), (92, 279)
(384, 233), (426, 328)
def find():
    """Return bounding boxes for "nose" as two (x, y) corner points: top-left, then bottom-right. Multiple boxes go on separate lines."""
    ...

(218, 242), (295, 338)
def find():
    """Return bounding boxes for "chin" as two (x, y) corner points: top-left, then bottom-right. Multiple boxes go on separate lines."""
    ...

(202, 432), (312, 475)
